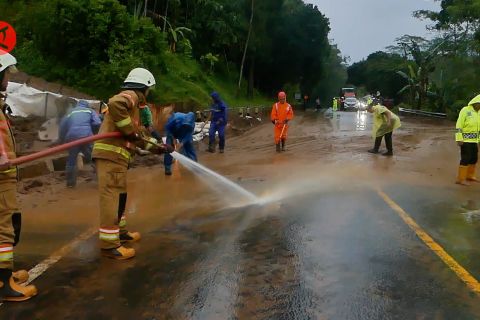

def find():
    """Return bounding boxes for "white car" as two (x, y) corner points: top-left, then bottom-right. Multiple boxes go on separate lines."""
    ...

(343, 97), (358, 110)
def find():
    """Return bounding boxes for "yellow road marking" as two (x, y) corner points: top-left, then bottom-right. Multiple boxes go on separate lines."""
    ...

(377, 189), (480, 295)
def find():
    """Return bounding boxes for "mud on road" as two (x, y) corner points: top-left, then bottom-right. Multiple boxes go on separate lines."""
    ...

(3, 110), (480, 319)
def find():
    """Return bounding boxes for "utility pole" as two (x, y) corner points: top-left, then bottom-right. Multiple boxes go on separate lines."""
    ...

(237, 0), (254, 96)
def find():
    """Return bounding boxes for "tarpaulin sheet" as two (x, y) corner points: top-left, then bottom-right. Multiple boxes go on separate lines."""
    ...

(5, 82), (100, 118)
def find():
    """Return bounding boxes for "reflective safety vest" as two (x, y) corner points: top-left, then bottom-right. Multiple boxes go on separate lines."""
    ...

(456, 105), (480, 143)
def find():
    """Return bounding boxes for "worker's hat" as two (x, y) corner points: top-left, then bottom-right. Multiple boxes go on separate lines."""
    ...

(121, 68), (156, 89)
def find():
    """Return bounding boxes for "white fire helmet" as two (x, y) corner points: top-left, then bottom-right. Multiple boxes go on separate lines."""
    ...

(121, 68), (156, 89)
(0, 50), (18, 73)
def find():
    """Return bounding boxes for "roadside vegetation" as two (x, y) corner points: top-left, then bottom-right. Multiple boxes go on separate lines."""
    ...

(347, 0), (480, 119)
(2, 0), (347, 108)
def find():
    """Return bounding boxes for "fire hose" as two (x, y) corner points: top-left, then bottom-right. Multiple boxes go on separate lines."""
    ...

(6, 132), (123, 167)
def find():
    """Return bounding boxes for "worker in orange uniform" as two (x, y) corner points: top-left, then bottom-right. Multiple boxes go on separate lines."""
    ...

(0, 51), (37, 301)
(271, 91), (294, 152)
(92, 68), (173, 260)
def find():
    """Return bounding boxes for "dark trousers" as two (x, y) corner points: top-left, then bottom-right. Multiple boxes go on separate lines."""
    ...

(164, 136), (197, 171)
(209, 122), (226, 150)
(460, 143), (478, 166)
(373, 132), (393, 152)
(66, 143), (93, 187)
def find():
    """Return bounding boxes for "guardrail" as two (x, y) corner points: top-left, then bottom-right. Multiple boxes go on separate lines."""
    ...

(195, 106), (268, 122)
(398, 107), (447, 119)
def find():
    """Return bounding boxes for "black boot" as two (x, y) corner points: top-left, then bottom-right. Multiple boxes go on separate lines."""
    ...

(276, 144), (281, 152)
(368, 136), (382, 154)
(281, 139), (286, 151)
(0, 269), (37, 302)
(383, 132), (393, 156)
(207, 143), (215, 153)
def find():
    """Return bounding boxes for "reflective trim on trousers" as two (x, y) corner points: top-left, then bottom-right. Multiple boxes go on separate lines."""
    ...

(0, 245), (13, 262)
(99, 228), (120, 242)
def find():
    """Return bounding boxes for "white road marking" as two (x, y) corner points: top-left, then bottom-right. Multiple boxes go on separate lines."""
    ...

(0, 227), (96, 307)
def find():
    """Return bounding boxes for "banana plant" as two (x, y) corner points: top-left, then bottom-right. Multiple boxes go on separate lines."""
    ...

(157, 16), (192, 52)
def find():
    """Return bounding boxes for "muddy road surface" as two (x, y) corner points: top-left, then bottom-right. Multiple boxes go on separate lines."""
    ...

(2, 110), (480, 319)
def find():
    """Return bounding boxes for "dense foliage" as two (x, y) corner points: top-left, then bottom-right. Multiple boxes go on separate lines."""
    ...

(348, 0), (480, 119)
(1, 0), (346, 105)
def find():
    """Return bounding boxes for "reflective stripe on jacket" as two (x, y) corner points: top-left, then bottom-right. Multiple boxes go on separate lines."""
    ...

(270, 102), (294, 123)
(92, 90), (144, 166)
(456, 105), (480, 143)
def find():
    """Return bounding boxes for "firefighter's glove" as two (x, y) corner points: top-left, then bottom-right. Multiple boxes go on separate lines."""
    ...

(271, 120), (276, 125)
(283, 120), (289, 124)
(125, 132), (142, 143)
(165, 144), (175, 153)
(154, 144), (174, 154)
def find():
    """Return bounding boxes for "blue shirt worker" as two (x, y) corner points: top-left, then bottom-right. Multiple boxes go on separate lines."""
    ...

(164, 112), (197, 175)
(59, 100), (101, 187)
(207, 92), (228, 153)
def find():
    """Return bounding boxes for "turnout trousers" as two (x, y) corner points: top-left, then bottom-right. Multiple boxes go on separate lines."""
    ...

(96, 159), (130, 250)
(0, 174), (20, 270)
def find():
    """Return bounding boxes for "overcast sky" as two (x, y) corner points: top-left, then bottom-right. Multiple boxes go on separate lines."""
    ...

(305, 0), (440, 63)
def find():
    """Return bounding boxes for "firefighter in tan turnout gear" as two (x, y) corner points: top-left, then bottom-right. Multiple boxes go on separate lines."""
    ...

(92, 68), (173, 260)
(0, 51), (37, 302)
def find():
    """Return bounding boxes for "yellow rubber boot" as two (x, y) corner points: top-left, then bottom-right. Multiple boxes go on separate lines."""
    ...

(101, 246), (135, 260)
(467, 165), (479, 182)
(0, 269), (37, 302)
(456, 165), (469, 186)
(120, 231), (141, 243)
(12, 270), (29, 284)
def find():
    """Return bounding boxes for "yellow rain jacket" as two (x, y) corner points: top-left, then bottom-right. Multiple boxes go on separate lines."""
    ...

(332, 98), (338, 111)
(372, 104), (401, 138)
(455, 95), (480, 143)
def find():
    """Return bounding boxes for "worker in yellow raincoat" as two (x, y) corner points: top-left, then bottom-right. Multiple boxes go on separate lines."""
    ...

(455, 94), (480, 185)
(366, 99), (401, 156)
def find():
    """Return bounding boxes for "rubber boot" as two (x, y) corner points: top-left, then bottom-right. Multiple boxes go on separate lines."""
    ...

(165, 165), (172, 176)
(456, 165), (470, 186)
(12, 270), (29, 284)
(120, 231), (141, 243)
(0, 269), (37, 302)
(66, 166), (77, 188)
(467, 165), (479, 182)
(281, 139), (286, 151)
(207, 143), (215, 153)
(369, 136), (382, 154)
(276, 143), (281, 153)
(219, 148), (224, 154)
(101, 246), (135, 260)
(382, 151), (393, 156)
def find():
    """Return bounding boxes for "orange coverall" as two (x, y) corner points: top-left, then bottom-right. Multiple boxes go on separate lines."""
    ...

(270, 102), (294, 144)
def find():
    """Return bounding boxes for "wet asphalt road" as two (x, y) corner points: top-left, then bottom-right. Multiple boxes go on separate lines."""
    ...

(2, 111), (480, 319)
